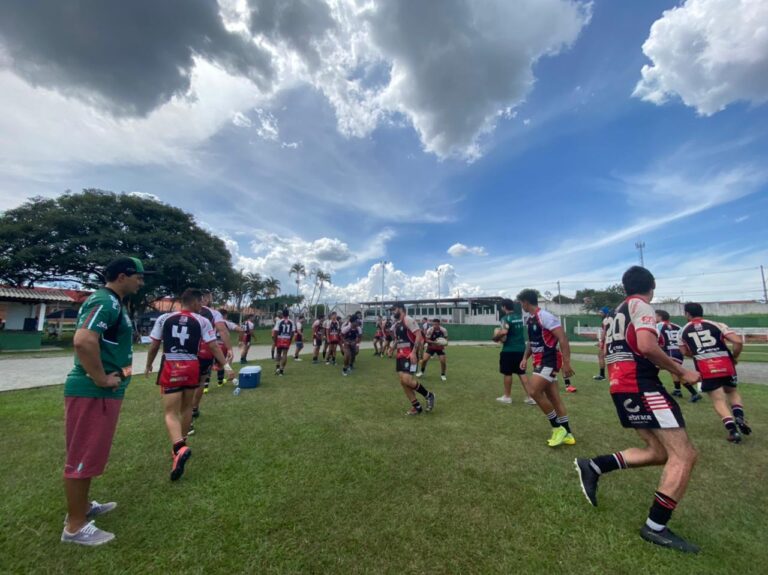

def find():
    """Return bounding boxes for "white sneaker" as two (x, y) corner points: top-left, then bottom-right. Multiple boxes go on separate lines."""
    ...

(61, 520), (115, 546)
(440, 375), (447, 381)
(496, 396), (512, 404)
(416, 372), (423, 378)
(524, 397), (537, 405)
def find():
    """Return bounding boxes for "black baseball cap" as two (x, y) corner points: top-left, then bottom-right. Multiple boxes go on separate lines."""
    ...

(104, 256), (154, 278)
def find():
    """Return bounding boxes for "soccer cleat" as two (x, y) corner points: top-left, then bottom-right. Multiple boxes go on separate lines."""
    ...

(524, 397), (537, 405)
(294, 357), (302, 362)
(426, 392), (436, 412)
(639, 525), (700, 554)
(405, 407), (422, 416)
(574, 458), (599, 506)
(61, 520), (115, 546)
(690, 393), (703, 403)
(415, 371), (423, 378)
(563, 433), (576, 445)
(187, 422), (195, 436)
(440, 375), (447, 381)
(671, 389), (683, 397)
(203, 386), (209, 394)
(217, 380), (224, 388)
(547, 426), (568, 447)
(565, 385), (578, 393)
(496, 396), (512, 404)
(342, 368), (349, 376)
(325, 360), (330, 365)
(592, 375), (605, 381)
(728, 430), (742, 444)
(736, 420), (752, 435)
(170, 446), (191, 481)
(312, 359), (319, 364)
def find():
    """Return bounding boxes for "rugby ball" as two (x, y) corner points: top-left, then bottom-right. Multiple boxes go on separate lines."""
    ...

(434, 337), (448, 347)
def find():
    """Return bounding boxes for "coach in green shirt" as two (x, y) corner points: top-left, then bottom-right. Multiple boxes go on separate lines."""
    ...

(493, 299), (534, 405)
(62, 257), (150, 546)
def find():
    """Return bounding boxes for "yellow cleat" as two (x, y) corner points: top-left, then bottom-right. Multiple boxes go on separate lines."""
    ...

(547, 426), (568, 447)
(563, 433), (576, 445)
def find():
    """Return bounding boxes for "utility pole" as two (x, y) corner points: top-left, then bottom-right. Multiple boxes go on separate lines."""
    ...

(761, 265), (767, 303)
(635, 241), (646, 267)
(557, 280), (561, 303)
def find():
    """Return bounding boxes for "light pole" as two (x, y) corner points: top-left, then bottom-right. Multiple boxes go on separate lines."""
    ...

(635, 241), (646, 267)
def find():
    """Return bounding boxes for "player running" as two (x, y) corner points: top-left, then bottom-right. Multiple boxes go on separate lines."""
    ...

(311, 313), (326, 364)
(272, 309), (295, 376)
(518, 289), (576, 447)
(678, 303), (751, 443)
(593, 307), (612, 381)
(341, 315), (363, 376)
(391, 304), (435, 415)
(325, 312), (341, 365)
(417, 318), (448, 381)
(145, 289), (234, 481)
(239, 314), (255, 364)
(575, 266), (701, 554)
(656, 310), (702, 402)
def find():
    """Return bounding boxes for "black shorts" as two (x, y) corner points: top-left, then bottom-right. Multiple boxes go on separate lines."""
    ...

(611, 390), (685, 429)
(500, 351), (526, 375)
(701, 376), (738, 392)
(396, 357), (418, 374)
(425, 348), (445, 357)
(313, 337), (323, 348)
(385, 336), (393, 342)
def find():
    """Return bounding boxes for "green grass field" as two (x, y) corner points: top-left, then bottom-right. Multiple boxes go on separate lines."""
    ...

(1, 347), (766, 574)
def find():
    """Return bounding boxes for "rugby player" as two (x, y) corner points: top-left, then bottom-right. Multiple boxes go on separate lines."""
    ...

(293, 314), (305, 361)
(270, 315), (279, 360)
(273, 309), (295, 376)
(575, 266), (701, 553)
(145, 289), (233, 481)
(341, 315), (363, 376)
(311, 313), (326, 364)
(383, 316), (394, 358)
(391, 304), (435, 415)
(593, 307), (611, 381)
(678, 303), (751, 443)
(417, 318), (448, 381)
(239, 314), (255, 364)
(656, 310), (701, 402)
(325, 312), (341, 365)
(373, 316), (384, 356)
(191, 293), (231, 423)
(494, 299), (535, 404)
(518, 289), (576, 446)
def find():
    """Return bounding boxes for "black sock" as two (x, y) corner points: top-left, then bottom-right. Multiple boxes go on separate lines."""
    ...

(441, 369), (446, 376)
(414, 384), (429, 398)
(556, 416), (572, 434)
(674, 381), (682, 390)
(590, 452), (627, 475)
(646, 491), (677, 532)
(599, 367), (605, 377)
(723, 416), (737, 432)
(564, 378), (572, 387)
(732, 404), (745, 422)
(546, 410), (559, 428)
(172, 439), (186, 454)
(411, 399), (422, 412)
(683, 384), (697, 395)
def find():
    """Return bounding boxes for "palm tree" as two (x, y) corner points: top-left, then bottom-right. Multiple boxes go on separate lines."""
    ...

(244, 271), (263, 300)
(289, 262), (306, 300)
(314, 270), (331, 315)
(262, 276), (281, 315)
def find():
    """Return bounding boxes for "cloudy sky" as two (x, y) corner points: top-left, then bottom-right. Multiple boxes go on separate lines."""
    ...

(1, 0), (767, 303)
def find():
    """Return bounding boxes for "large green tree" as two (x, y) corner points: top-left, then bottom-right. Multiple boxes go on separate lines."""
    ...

(575, 284), (626, 312)
(0, 189), (236, 313)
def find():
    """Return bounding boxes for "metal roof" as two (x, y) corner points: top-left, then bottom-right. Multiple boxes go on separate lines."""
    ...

(0, 287), (76, 303)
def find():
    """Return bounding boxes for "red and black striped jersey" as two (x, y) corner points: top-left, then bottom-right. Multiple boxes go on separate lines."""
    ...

(525, 308), (561, 366)
(606, 296), (664, 393)
(679, 319), (737, 380)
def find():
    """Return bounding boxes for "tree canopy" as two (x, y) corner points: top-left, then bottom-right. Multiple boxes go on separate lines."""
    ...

(0, 189), (237, 312)
(575, 284), (626, 312)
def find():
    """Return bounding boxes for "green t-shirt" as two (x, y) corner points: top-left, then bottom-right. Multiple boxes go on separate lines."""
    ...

(500, 313), (526, 353)
(65, 287), (134, 399)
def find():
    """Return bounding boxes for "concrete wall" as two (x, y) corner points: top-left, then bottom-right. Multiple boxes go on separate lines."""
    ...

(544, 301), (768, 317)
(4, 303), (39, 330)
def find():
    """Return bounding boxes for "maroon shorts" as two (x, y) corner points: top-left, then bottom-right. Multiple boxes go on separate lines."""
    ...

(64, 396), (123, 479)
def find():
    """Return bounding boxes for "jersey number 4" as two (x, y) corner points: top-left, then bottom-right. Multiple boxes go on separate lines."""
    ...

(172, 325), (190, 345)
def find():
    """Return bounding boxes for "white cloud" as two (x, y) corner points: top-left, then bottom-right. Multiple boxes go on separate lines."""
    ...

(633, 0), (768, 115)
(447, 243), (488, 257)
(232, 111), (253, 128)
(127, 191), (161, 202)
